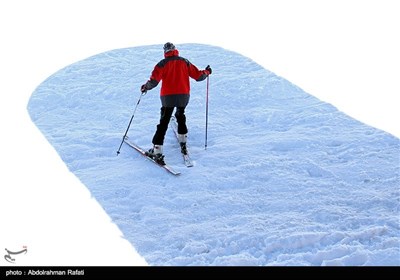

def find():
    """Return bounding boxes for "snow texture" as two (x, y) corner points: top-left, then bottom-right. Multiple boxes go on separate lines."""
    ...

(27, 44), (399, 266)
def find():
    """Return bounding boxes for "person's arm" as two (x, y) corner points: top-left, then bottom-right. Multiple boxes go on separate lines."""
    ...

(188, 63), (212, 81)
(141, 64), (162, 92)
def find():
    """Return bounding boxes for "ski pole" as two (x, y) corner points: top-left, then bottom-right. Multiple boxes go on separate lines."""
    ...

(116, 91), (145, 155)
(205, 76), (209, 150)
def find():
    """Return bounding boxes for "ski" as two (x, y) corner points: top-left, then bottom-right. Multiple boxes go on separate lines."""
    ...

(124, 136), (181, 176)
(170, 117), (194, 167)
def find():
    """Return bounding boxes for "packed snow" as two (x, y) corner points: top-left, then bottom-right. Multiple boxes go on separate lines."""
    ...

(2, 0), (399, 267)
(26, 44), (399, 266)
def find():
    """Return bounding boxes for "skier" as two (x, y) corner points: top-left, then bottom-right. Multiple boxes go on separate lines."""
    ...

(140, 42), (212, 164)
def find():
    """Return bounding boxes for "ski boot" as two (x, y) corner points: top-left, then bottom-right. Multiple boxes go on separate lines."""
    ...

(178, 134), (188, 155)
(145, 145), (165, 165)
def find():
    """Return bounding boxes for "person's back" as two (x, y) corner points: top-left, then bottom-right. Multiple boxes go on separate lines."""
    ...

(140, 42), (212, 165)
(155, 50), (192, 96)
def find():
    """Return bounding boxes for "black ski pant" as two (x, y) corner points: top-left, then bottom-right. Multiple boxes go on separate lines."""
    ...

(152, 107), (188, 145)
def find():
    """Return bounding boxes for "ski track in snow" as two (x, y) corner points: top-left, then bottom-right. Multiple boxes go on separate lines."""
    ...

(27, 44), (400, 266)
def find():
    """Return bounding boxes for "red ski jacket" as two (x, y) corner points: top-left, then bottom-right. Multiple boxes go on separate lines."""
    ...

(145, 49), (210, 96)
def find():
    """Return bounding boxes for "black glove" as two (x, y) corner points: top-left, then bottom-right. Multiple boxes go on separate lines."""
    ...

(205, 65), (212, 75)
(140, 84), (147, 94)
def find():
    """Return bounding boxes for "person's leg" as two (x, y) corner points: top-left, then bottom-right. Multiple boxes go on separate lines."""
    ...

(175, 107), (188, 154)
(175, 107), (188, 135)
(152, 107), (174, 147)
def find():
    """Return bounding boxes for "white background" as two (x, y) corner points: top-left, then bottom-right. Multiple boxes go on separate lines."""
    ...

(1, 0), (398, 265)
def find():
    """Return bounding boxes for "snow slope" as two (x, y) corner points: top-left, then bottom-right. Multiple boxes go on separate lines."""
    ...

(27, 44), (399, 265)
